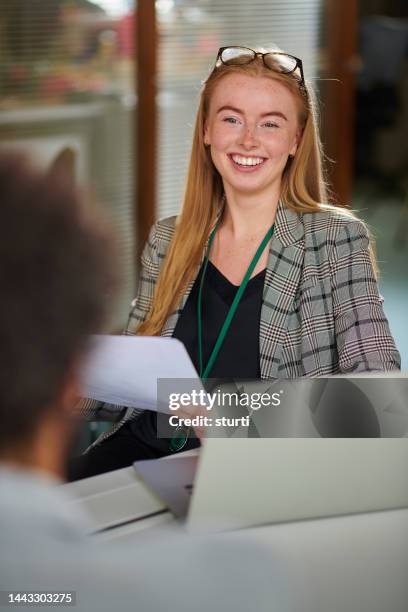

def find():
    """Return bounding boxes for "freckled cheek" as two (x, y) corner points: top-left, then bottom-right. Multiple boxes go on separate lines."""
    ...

(264, 135), (294, 158)
(210, 130), (236, 152)
(209, 141), (230, 174)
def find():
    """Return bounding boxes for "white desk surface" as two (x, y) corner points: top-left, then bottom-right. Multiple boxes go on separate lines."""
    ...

(63, 465), (408, 612)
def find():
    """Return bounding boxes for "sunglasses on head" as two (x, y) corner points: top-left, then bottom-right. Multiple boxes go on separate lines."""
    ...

(215, 46), (305, 89)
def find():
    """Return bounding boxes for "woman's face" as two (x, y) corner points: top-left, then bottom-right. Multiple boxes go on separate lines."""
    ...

(204, 73), (302, 199)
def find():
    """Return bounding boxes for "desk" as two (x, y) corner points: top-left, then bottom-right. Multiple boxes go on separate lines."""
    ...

(63, 464), (408, 612)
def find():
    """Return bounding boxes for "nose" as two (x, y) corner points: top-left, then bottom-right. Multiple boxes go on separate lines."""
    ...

(239, 125), (259, 150)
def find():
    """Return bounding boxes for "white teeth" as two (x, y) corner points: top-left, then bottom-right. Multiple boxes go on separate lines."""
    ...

(231, 155), (264, 166)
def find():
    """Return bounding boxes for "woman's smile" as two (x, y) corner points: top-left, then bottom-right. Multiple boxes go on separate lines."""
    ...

(228, 153), (267, 172)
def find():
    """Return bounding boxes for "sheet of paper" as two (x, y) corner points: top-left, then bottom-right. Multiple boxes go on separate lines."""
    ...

(81, 335), (202, 412)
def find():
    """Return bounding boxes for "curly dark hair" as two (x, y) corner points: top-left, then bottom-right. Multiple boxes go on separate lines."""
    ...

(0, 153), (118, 451)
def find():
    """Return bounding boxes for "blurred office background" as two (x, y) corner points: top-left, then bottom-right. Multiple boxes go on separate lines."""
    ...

(0, 0), (407, 367)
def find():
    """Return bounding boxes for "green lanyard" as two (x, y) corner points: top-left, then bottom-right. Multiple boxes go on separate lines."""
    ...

(198, 222), (275, 380)
(169, 221), (274, 452)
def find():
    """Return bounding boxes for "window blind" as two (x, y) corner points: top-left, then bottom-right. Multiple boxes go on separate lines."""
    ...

(0, 0), (137, 329)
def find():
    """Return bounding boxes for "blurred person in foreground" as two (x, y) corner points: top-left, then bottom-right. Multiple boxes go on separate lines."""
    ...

(75, 45), (401, 479)
(0, 154), (286, 612)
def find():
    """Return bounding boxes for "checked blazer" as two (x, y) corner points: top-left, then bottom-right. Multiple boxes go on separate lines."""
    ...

(80, 201), (401, 444)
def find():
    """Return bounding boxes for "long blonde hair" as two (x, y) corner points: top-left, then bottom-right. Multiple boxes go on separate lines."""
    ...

(138, 52), (367, 336)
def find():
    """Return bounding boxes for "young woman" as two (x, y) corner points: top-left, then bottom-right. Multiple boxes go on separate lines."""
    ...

(73, 46), (400, 479)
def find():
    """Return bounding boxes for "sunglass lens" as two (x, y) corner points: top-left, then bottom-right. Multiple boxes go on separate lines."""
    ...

(264, 53), (298, 74)
(221, 47), (255, 65)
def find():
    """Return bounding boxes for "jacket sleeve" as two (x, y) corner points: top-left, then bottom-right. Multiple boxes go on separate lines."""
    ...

(125, 222), (160, 335)
(78, 223), (160, 422)
(329, 219), (401, 373)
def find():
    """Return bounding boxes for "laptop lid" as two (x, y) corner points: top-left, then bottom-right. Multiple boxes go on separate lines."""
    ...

(187, 438), (408, 532)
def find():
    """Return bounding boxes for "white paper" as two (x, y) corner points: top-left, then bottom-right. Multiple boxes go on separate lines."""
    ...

(81, 335), (202, 412)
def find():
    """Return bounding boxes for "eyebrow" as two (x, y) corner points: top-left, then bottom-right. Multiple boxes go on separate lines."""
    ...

(216, 105), (288, 121)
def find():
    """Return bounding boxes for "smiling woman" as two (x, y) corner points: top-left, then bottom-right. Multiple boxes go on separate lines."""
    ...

(204, 74), (301, 205)
(72, 46), (401, 480)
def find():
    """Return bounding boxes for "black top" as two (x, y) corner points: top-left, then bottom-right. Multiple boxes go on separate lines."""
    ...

(173, 260), (265, 378)
(127, 260), (265, 453)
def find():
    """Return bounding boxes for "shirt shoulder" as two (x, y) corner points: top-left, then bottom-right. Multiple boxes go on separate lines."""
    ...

(153, 215), (178, 243)
(303, 205), (367, 230)
(140, 216), (177, 275)
(302, 206), (370, 250)
(298, 206), (371, 280)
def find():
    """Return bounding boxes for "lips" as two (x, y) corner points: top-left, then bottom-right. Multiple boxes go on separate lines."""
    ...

(228, 153), (267, 172)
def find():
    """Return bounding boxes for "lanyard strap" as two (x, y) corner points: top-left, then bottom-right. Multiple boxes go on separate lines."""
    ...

(198, 223), (274, 380)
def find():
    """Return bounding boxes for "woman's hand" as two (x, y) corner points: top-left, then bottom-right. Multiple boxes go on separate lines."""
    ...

(174, 404), (209, 440)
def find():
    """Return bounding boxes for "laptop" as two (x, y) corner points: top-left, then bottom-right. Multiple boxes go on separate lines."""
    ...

(135, 437), (408, 533)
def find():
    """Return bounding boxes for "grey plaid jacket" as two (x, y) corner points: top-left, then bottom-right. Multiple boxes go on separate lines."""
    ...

(80, 201), (401, 445)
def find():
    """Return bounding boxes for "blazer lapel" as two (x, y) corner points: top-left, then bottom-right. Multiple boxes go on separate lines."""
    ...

(260, 201), (305, 379)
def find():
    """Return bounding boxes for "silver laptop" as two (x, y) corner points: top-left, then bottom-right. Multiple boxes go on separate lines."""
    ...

(135, 438), (408, 533)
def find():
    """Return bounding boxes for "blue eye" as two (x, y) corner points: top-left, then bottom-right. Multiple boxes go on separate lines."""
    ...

(223, 117), (239, 124)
